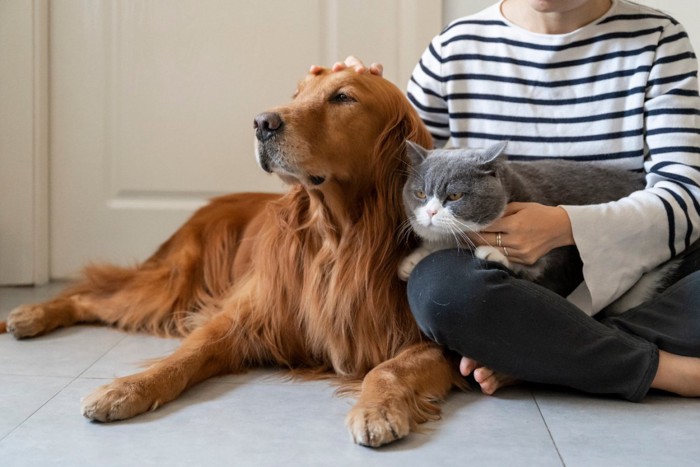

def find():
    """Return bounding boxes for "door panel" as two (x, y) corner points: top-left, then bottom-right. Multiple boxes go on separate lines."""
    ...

(49, 0), (441, 278)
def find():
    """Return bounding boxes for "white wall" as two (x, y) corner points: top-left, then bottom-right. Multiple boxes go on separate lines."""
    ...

(443, 0), (494, 24)
(0, 0), (48, 285)
(633, 1), (700, 54)
(443, 0), (700, 54)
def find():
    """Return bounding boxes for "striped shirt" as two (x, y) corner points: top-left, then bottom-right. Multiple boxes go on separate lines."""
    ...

(407, 0), (700, 314)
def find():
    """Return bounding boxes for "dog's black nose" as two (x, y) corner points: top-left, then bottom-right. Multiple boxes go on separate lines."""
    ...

(254, 112), (284, 142)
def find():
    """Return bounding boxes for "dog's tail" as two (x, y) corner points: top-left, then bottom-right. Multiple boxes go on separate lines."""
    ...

(0, 321), (7, 334)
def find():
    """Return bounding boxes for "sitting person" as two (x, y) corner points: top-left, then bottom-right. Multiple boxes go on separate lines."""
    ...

(315, 0), (700, 400)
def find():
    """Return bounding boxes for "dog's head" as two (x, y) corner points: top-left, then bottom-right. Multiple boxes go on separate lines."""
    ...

(254, 69), (432, 195)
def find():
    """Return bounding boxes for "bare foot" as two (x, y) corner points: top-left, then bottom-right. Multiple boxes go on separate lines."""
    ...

(651, 350), (700, 397)
(460, 357), (520, 395)
(459, 356), (479, 377)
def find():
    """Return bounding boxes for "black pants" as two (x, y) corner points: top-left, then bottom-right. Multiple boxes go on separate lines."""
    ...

(407, 249), (700, 402)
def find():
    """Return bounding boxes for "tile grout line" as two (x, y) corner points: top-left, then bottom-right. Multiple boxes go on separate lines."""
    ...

(0, 376), (74, 444)
(75, 333), (129, 379)
(532, 390), (567, 467)
(0, 333), (128, 445)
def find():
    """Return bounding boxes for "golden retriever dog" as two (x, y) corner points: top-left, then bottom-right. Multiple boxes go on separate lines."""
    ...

(2, 68), (464, 447)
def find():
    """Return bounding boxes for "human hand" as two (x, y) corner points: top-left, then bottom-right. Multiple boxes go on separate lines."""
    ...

(469, 202), (575, 265)
(309, 56), (383, 76)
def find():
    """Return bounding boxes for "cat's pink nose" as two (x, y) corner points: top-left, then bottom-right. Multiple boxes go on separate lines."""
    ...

(426, 209), (437, 218)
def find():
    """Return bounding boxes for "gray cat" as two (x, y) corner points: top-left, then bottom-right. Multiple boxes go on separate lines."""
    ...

(399, 141), (669, 310)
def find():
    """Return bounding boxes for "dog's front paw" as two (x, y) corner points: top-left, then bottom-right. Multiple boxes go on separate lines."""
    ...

(475, 246), (511, 268)
(346, 401), (410, 447)
(6, 305), (48, 339)
(82, 379), (160, 422)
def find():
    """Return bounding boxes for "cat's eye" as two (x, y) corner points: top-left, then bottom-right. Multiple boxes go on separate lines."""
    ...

(447, 193), (464, 201)
(415, 190), (427, 200)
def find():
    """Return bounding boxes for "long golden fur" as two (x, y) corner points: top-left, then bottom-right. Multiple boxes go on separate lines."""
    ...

(2, 69), (464, 447)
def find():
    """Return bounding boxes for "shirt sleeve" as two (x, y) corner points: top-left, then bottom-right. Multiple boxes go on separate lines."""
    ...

(406, 35), (451, 148)
(562, 21), (700, 314)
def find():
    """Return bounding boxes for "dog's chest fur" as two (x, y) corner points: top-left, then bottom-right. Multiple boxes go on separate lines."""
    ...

(249, 191), (421, 376)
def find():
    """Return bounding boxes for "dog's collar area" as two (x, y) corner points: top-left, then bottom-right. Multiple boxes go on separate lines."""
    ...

(309, 175), (326, 186)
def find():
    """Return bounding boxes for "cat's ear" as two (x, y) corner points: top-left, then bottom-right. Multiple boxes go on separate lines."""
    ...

(405, 140), (429, 167)
(481, 141), (508, 164)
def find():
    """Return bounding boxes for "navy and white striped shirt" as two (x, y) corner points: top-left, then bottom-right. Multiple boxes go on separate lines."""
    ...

(408, 0), (700, 313)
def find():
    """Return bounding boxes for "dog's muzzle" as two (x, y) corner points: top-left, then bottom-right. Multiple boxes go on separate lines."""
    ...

(253, 111), (325, 186)
(254, 112), (284, 143)
(254, 112), (285, 173)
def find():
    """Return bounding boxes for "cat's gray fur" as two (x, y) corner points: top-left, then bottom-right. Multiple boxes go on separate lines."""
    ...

(400, 141), (676, 311)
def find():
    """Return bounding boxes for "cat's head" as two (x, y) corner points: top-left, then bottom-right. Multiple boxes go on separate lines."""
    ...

(402, 141), (509, 243)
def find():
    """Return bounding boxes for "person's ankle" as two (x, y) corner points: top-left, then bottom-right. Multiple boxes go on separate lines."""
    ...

(651, 350), (700, 397)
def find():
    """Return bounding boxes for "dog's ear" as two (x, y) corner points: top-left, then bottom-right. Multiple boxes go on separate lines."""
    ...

(405, 140), (428, 167)
(401, 111), (433, 153)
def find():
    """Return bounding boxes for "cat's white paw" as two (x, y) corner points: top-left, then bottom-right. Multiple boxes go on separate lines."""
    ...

(398, 248), (431, 281)
(475, 246), (511, 268)
(398, 255), (419, 281)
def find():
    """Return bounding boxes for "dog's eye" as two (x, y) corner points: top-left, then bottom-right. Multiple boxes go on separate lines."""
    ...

(332, 92), (354, 104)
(415, 190), (427, 200)
(447, 193), (463, 201)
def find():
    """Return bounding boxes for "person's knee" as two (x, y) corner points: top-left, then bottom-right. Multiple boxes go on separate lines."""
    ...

(407, 249), (503, 343)
(681, 270), (700, 287)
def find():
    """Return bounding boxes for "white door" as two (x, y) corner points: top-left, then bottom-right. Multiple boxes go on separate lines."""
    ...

(48, 0), (442, 279)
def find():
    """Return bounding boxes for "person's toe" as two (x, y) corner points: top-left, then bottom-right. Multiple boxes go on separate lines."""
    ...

(459, 356), (479, 377)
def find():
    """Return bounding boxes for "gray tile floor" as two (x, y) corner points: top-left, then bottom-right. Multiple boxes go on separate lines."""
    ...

(1, 284), (699, 467)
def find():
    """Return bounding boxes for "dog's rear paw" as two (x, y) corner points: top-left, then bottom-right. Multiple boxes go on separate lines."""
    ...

(82, 380), (160, 422)
(346, 402), (410, 447)
(6, 305), (48, 339)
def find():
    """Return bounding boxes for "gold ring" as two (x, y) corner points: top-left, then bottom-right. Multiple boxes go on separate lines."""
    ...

(503, 246), (509, 257)
(496, 232), (502, 247)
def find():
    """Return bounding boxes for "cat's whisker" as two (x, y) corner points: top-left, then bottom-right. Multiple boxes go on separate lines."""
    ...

(471, 231), (491, 247)
(442, 222), (480, 259)
(446, 219), (480, 249)
(397, 219), (416, 245)
(441, 220), (475, 252)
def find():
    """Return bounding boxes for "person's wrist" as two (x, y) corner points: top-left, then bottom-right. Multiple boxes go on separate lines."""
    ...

(554, 206), (575, 247)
